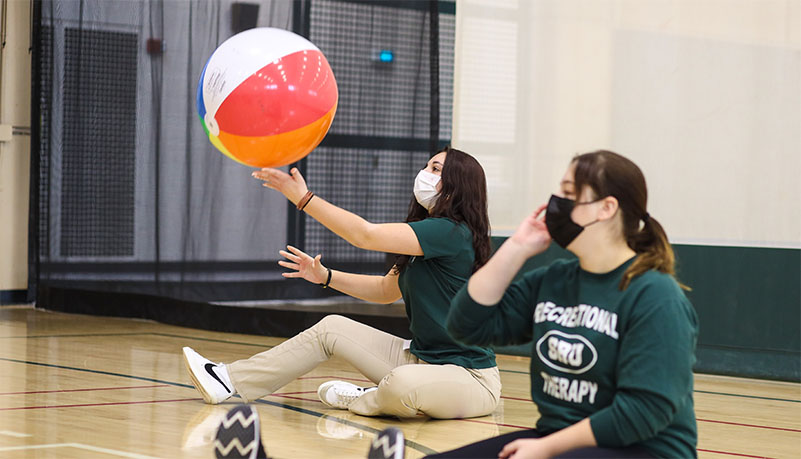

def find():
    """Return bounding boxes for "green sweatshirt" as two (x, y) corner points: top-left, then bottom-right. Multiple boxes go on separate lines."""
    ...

(398, 217), (496, 369)
(447, 257), (698, 458)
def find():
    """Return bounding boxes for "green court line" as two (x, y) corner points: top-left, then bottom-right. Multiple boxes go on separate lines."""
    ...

(0, 357), (437, 456)
(499, 369), (529, 375)
(0, 357), (196, 388)
(1, 332), (152, 339)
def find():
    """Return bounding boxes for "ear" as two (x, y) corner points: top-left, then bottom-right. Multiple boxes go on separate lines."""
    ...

(598, 196), (620, 221)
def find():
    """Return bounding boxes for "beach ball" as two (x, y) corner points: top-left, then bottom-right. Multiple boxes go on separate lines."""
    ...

(197, 28), (338, 168)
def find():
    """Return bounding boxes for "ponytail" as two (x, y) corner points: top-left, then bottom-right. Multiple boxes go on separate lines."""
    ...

(621, 215), (689, 291)
(571, 150), (689, 291)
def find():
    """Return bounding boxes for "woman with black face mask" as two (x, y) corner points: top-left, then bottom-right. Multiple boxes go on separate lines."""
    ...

(181, 147), (502, 424)
(434, 150), (698, 459)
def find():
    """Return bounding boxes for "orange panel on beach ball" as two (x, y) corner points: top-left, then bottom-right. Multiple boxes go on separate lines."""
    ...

(216, 104), (337, 168)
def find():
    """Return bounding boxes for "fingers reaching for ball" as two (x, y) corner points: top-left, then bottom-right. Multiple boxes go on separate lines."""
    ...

(252, 167), (309, 204)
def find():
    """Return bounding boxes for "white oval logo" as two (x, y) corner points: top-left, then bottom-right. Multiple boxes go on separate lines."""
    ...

(535, 330), (598, 375)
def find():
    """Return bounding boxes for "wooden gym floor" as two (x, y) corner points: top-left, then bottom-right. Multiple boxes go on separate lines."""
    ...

(0, 305), (798, 458)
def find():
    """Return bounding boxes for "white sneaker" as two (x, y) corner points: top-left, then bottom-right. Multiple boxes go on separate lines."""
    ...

(317, 380), (377, 409)
(183, 347), (235, 404)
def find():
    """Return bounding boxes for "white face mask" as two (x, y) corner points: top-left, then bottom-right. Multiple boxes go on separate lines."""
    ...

(413, 169), (441, 211)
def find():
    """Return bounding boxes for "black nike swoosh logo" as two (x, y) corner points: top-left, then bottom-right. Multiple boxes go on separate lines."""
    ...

(204, 363), (231, 393)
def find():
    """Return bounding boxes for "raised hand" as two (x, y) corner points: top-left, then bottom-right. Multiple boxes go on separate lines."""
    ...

(465, 204), (552, 305)
(508, 204), (552, 258)
(278, 245), (328, 284)
(252, 167), (309, 205)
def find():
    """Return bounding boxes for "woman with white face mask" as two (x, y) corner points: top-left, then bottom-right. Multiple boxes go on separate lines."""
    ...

(182, 147), (501, 422)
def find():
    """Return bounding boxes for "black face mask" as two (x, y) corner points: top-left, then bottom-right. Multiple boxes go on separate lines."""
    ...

(545, 195), (601, 249)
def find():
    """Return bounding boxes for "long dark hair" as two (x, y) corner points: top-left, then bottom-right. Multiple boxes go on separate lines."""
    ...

(572, 150), (688, 290)
(394, 146), (491, 273)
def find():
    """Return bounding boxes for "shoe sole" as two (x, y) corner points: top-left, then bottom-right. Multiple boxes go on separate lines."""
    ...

(183, 348), (215, 404)
(317, 381), (337, 408)
(214, 405), (261, 459)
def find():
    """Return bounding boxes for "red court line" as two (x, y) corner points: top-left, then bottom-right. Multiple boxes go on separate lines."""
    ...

(276, 390), (799, 432)
(268, 394), (321, 403)
(697, 418), (801, 433)
(279, 389), (535, 405)
(0, 397), (202, 411)
(698, 448), (775, 459)
(0, 384), (170, 396)
(494, 400), (799, 433)
(271, 391), (317, 396)
(500, 395), (531, 402)
(298, 375), (372, 383)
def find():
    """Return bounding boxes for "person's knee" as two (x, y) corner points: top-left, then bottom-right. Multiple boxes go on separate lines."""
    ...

(374, 365), (422, 416)
(379, 365), (498, 419)
(312, 314), (358, 357)
(314, 314), (354, 334)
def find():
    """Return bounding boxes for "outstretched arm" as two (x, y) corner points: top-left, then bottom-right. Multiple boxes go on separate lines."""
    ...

(254, 168), (423, 256)
(278, 245), (402, 304)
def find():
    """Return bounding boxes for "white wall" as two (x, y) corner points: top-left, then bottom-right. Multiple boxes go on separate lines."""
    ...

(453, 0), (801, 249)
(0, 0), (32, 291)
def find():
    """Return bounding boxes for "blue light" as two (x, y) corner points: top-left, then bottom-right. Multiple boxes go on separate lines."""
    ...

(379, 50), (394, 63)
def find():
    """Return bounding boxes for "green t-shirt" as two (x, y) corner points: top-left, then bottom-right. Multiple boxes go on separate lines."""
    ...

(397, 217), (496, 369)
(448, 257), (699, 458)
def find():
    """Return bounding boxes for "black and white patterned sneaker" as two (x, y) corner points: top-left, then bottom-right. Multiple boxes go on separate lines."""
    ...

(367, 427), (405, 459)
(214, 405), (268, 459)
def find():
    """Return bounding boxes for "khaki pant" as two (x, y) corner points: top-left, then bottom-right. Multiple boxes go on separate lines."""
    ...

(227, 314), (501, 419)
